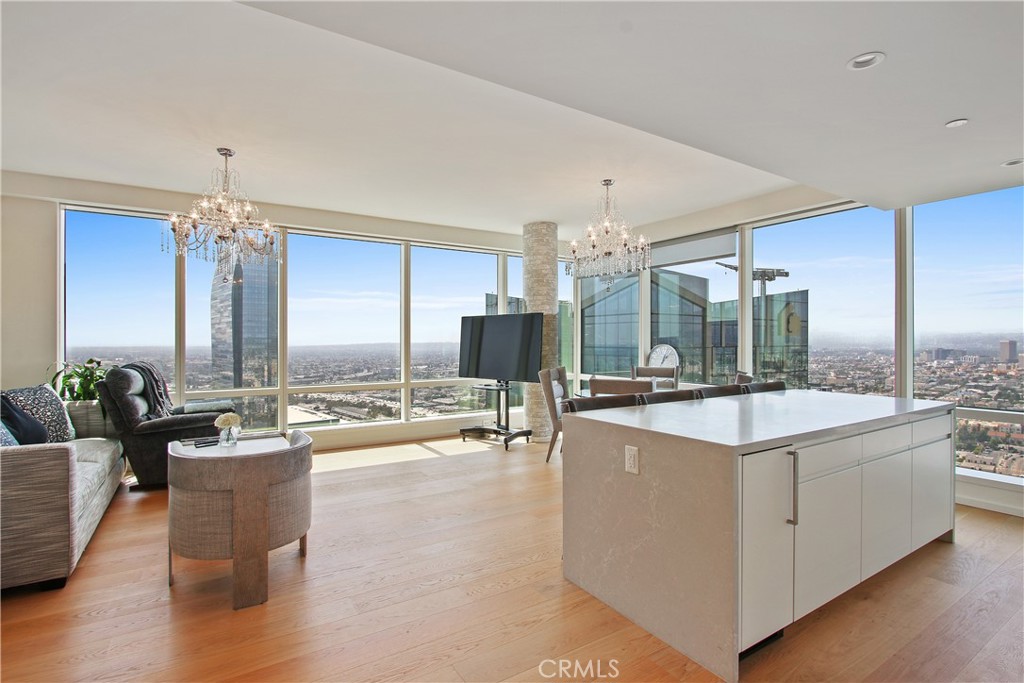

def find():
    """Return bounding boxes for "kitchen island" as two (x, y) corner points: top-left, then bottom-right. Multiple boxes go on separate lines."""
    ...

(561, 390), (954, 683)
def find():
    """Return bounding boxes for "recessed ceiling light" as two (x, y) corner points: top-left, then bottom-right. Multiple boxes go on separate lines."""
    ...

(1001, 158), (1024, 167)
(847, 51), (886, 70)
(945, 118), (969, 128)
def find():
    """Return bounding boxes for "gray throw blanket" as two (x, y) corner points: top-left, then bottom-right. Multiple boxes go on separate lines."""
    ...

(122, 361), (173, 419)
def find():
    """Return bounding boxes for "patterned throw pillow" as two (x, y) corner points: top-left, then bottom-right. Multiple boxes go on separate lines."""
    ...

(0, 421), (19, 447)
(1, 384), (75, 442)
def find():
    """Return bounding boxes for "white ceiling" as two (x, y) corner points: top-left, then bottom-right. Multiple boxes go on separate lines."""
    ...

(2, 1), (1021, 240)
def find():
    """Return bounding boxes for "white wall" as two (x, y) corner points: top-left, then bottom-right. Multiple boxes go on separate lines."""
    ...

(1, 195), (61, 388)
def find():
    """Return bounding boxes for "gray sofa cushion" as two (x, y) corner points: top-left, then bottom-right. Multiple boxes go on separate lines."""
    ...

(2, 395), (48, 444)
(0, 422), (18, 447)
(2, 384), (75, 442)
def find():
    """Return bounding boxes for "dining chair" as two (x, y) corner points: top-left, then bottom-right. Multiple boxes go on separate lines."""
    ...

(631, 365), (680, 390)
(565, 394), (641, 413)
(742, 380), (787, 394)
(588, 376), (655, 396)
(694, 384), (744, 399)
(537, 367), (568, 463)
(638, 389), (697, 405)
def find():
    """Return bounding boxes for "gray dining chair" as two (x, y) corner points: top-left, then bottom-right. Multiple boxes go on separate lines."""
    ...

(538, 367), (568, 463)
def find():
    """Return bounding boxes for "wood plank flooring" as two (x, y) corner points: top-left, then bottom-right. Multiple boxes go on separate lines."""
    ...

(2, 438), (1021, 682)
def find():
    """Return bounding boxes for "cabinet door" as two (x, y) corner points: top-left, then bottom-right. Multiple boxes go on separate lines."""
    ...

(912, 438), (954, 549)
(740, 447), (795, 651)
(861, 450), (912, 579)
(794, 466), (862, 620)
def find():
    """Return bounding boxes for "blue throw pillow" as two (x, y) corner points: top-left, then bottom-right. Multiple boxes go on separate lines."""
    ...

(2, 385), (75, 442)
(0, 420), (19, 447)
(1, 394), (48, 445)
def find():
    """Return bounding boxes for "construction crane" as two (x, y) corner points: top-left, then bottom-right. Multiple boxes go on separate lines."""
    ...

(715, 262), (790, 352)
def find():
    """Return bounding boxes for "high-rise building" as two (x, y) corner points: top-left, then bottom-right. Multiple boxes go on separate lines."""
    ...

(210, 252), (278, 389)
(650, 269), (809, 387)
(999, 339), (1018, 363)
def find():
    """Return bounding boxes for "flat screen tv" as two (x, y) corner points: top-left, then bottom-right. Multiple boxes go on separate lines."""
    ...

(458, 312), (543, 384)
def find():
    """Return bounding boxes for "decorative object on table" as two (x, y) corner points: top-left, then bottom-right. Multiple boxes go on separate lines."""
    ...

(215, 413), (242, 447)
(565, 179), (650, 288)
(96, 362), (231, 487)
(165, 147), (279, 279)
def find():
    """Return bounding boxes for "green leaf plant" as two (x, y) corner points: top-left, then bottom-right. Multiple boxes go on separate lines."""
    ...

(49, 358), (108, 401)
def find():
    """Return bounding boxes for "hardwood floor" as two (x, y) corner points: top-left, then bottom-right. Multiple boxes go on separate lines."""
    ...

(2, 438), (1021, 682)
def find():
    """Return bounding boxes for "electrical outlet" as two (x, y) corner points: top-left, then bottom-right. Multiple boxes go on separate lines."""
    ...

(624, 445), (639, 474)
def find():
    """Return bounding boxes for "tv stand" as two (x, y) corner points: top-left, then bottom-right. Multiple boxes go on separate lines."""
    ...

(460, 381), (532, 450)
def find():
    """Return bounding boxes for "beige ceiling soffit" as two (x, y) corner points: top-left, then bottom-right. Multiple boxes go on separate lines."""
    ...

(1, 171), (522, 253)
(638, 185), (846, 243)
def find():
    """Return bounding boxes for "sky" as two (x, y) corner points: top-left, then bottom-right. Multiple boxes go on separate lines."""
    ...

(64, 186), (1022, 349)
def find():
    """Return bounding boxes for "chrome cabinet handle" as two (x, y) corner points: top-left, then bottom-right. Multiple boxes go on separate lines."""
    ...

(786, 450), (799, 526)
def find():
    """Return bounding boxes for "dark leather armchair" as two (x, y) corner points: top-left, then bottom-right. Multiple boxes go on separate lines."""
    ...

(97, 362), (232, 487)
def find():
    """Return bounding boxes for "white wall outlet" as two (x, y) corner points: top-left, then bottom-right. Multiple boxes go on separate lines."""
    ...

(625, 445), (639, 475)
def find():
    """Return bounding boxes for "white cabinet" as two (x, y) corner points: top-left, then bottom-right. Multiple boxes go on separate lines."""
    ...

(739, 412), (953, 649)
(740, 447), (795, 651)
(861, 450), (913, 578)
(912, 438), (954, 549)
(794, 465), (862, 620)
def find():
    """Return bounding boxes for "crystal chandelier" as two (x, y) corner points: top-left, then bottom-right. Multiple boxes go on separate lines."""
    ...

(165, 148), (279, 276)
(565, 179), (651, 288)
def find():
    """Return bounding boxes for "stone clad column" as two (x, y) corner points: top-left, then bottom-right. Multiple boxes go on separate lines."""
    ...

(523, 221), (558, 441)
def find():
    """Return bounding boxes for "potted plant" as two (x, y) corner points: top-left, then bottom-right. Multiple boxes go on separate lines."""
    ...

(50, 358), (113, 436)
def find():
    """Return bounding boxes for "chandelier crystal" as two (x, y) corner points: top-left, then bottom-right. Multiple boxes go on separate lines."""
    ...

(164, 148), (279, 276)
(565, 179), (651, 288)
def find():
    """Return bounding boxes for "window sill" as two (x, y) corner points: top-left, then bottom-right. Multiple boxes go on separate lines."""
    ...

(955, 467), (1023, 517)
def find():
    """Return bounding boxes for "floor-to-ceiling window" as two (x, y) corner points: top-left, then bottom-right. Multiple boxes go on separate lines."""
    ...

(753, 207), (895, 394)
(410, 246), (496, 416)
(183, 242), (280, 430)
(287, 233), (401, 426)
(64, 209), (175, 386)
(580, 275), (638, 377)
(915, 187), (1024, 477)
(651, 260), (739, 384)
(62, 207), (549, 434)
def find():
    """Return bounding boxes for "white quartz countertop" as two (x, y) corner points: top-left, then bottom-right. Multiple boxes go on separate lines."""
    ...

(565, 390), (953, 452)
